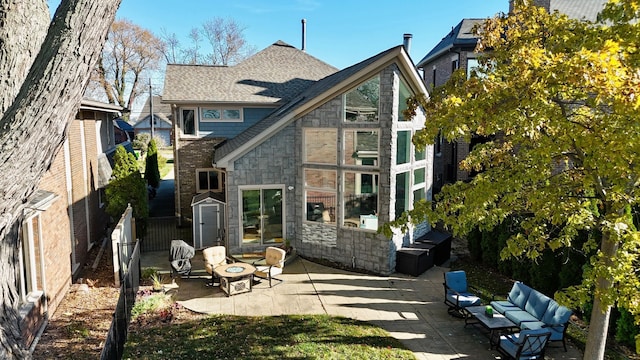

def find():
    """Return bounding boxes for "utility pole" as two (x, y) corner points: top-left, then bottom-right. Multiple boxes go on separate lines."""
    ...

(149, 78), (155, 140)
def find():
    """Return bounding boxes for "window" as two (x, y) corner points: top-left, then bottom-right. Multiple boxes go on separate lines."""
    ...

(196, 169), (223, 192)
(181, 108), (195, 135)
(344, 75), (380, 122)
(201, 108), (242, 122)
(304, 169), (336, 224)
(343, 171), (378, 229)
(304, 128), (337, 164)
(432, 67), (437, 88)
(241, 187), (284, 245)
(396, 131), (411, 165)
(395, 172), (410, 216)
(452, 58), (459, 72)
(467, 58), (479, 79)
(434, 130), (443, 157)
(398, 79), (412, 121)
(343, 130), (379, 166)
(413, 167), (427, 204)
(18, 214), (44, 308)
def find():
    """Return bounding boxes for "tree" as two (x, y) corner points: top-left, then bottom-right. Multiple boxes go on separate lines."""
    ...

(158, 17), (255, 65)
(144, 139), (161, 189)
(0, 0), (121, 357)
(106, 145), (148, 221)
(383, 1), (640, 358)
(93, 19), (162, 112)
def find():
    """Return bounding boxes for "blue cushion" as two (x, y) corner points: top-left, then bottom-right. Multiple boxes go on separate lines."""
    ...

(524, 290), (551, 320)
(500, 329), (551, 359)
(521, 321), (564, 341)
(508, 282), (533, 309)
(491, 300), (519, 314)
(445, 271), (469, 293)
(541, 300), (572, 326)
(505, 309), (540, 326)
(446, 292), (481, 308)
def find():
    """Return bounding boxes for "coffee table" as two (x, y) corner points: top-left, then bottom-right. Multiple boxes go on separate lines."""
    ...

(464, 305), (519, 348)
(214, 263), (256, 297)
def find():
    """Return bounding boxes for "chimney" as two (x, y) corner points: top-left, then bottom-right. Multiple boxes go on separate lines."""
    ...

(301, 19), (307, 51)
(403, 33), (412, 53)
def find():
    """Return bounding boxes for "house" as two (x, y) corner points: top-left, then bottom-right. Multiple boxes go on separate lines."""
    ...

(20, 99), (122, 350)
(114, 118), (134, 143)
(133, 95), (173, 146)
(163, 40), (432, 275)
(416, 0), (607, 193)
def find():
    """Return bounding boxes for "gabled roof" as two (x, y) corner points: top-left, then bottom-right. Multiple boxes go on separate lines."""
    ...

(136, 95), (172, 123)
(214, 45), (428, 168)
(416, 19), (483, 68)
(115, 119), (134, 132)
(549, 0), (606, 22)
(162, 41), (337, 105)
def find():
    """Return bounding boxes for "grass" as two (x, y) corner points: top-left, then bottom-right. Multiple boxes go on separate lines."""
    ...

(123, 314), (415, 360)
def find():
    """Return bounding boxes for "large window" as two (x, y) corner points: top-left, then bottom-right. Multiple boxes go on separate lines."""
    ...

(343, 130), (379, 166)
(304, 128), (337, 164)
(18, 214), (44, 308)
(304, 169), (336, 224)
(395, 172), (410, 216)
(343, 172), (378, 229)
(398, 79), (412, 121)
(201, 108), (242, 122)
(397, 131), (411, 165)
(241, 187), (284, 245)
(196, 169), (223, 192)
(181, 108), (196, 135)
(344, 75), (380, 123)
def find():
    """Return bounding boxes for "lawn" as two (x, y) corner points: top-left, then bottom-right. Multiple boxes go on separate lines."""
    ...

(123, 314), (415, 360)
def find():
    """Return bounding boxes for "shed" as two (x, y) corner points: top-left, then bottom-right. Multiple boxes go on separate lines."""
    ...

(191, 192), (226, 249)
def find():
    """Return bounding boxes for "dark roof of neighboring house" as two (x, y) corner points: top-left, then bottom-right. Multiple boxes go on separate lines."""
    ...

(137, 95), (172, 122)
(416, 19), (484, 68)
(114, 118), (134, 132)
(214, 45), (426, 165)
(162, 40), (337, 105)
(549, 0), (606, 21)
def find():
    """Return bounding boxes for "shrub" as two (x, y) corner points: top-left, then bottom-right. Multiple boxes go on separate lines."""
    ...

(144, 139), (161, 189)
(105, 146), (148, 229)
(615, 308), (640, 349)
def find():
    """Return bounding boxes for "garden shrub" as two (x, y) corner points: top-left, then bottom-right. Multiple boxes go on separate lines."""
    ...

(615, 308), (640, 350)
(144, 139), (161, 189)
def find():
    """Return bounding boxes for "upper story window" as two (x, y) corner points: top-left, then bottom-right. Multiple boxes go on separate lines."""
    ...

(343, 130), (379, 167)
(467, 58), (479, 79)
(398, 79), (413, 121)
(304, 128), (337, 165)
(396, 130), (411, 165)
(344, 75), (380, 123)
(181, 108), (196, 135)
(201, 108), (242, 122)
(196, 169), (223, 192)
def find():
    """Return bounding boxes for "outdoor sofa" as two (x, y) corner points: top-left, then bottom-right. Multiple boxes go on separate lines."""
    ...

(490, 281), (573, 351)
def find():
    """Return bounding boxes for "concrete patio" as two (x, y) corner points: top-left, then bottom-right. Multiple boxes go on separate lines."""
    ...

(141, 250), (582, 360)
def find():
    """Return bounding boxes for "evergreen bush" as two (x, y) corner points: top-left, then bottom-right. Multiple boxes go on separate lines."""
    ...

(144, 139), (161, 189)
(106, 146), (148, 228)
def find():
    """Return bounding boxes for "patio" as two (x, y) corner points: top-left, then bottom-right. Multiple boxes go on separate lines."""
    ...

(141, 250), (582, 360)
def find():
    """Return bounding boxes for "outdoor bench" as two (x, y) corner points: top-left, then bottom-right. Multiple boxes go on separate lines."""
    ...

(490, 281), (572, 351)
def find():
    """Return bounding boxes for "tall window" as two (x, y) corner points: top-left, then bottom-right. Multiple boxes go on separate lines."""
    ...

(304, 128), (337, 164)
(343, 172), (378, 229)
(241, 187), (284, 245)
(395, 172), (410, 216)
(196, 169), (223, 192)
(397, 131), (411, 165)
(398, 79), (412, 121)
(18, 214), (44, 307)
(181, 108), (195, 135)
(304, 169), (336, 224)
(467, 58), (479, 79)
(343, 130), (379, 166)
(344, 75), (380, 122)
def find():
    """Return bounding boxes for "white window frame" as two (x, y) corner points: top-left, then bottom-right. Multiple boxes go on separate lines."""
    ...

(18, 213), (45, 309)
(196, 168), (223, 192)
(180, 107), (198, 136)
(201, 107), (243, 123)
(342, 171), (379, 231)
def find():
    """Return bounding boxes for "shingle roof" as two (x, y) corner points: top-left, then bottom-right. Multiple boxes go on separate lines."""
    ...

(162, 40), (337, 104)
(416, 19), (484, 68)
(549, 0), (606, 22)
(214, 45), (420, 163)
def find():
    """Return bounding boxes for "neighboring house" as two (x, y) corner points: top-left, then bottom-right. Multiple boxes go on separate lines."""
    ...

(163, 40), (432, 275)
(134, 95), (173, 146)
(20, 99), (122, 350)
(114, 118), (134, 143)
(417, 0), (607, 193)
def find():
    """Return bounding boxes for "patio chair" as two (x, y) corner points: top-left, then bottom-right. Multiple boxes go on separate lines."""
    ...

(169, 240), (195, 278)
(203, 246), (234, 286)
(496, 328), (551, 360)
(443, 270), (481, 317)
(253, 246), (286, 287)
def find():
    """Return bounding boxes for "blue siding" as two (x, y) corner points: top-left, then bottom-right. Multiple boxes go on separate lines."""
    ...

(199, 108), (274, 138)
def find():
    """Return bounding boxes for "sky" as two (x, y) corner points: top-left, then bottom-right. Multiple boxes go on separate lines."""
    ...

(47, 0), (508, 110)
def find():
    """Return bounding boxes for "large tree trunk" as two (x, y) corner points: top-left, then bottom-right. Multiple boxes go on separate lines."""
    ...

(583, 232), (618, 360)
(0, 0), (120, 358)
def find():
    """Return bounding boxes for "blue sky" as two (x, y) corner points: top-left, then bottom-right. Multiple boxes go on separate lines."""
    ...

(49, 0), (507, 69)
